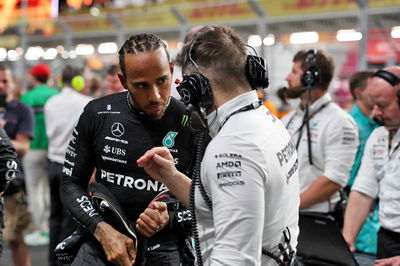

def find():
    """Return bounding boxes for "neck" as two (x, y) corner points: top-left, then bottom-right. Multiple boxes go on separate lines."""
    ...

(355, 100), (372, 118)
(300, 88), (326, 109)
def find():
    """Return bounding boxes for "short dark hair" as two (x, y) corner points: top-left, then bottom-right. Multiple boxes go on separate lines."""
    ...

(62, 65), (81, 85)
(176, 26), (249, 92)
(107, 64), (120, 76)
(349, 70), (374, 100)
(118, 33), (170, 76)
(293, 49), (335, 91)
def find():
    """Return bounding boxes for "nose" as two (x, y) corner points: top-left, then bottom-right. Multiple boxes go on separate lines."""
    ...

(148, 86), (161, 102)
(285, 73), (291, 82)
(372, 105), (383, 117)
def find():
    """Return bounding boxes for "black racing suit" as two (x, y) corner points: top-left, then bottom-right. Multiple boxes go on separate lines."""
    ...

(0, 127), (18, 257)
(61, 92), (202, 265)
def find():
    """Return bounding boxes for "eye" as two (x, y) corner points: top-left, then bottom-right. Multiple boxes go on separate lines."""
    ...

(157, 77), (166, 84)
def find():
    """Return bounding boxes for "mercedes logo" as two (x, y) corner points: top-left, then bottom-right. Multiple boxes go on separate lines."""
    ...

(179, 89), (191, 104)
(111, 122), (125, 137)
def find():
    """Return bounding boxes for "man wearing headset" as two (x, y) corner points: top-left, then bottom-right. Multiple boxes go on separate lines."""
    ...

(138, 26), (300, 266)
(282, 50), (358, 222)
(343, 66), (400, 265)
(60, 33), (201, 266)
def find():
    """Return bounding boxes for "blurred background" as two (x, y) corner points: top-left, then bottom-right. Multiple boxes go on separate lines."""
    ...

(0, 0), (399, 107)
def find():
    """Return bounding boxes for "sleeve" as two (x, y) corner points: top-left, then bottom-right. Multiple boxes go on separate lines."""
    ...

(204, 136), (265, 265)
(351, 131), (379, 198)
(0, 127), (18, 192)
(323, 115), (359, 187)
(60, 103), (104, 234)
(17, 104), (34, 138)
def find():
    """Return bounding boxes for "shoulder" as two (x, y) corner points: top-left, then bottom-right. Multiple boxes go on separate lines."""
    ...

(323, 102), (356, 127)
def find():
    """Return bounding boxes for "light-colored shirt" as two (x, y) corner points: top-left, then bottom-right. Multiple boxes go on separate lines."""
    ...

(197, 90), (300, 266)
(352, 127), (400, 233)
(281, 93), (359, 213)
(44, 87), (92, 164)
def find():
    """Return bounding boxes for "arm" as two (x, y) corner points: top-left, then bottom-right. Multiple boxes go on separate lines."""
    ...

(342, 191), (373, 251)
(137, 147), (191, 207)
(375, 256), (400, 266)
(60, 104), (136, 265)
(300, 176), (341, 209)
(0, 127), (18, 194)
(11, 134), (30, 157)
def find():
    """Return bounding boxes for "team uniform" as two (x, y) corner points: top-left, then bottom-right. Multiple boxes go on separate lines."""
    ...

(352, 127), (400, 258)
(196, 91), (300, 266)
(61, 92), (201, 265)
(281, 93), (358, 213)
(0, 127), (18, 257)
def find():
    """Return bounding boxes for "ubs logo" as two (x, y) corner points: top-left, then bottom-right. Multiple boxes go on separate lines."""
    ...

(111, 122), (125, 137)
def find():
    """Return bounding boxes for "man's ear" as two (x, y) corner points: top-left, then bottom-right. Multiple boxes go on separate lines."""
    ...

(118, 72), (127, 89)
(169, 63), (174, 76)
(353, 87), (362, 100)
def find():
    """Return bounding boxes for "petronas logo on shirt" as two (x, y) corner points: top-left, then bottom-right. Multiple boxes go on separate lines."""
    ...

(162, 131), (178, 148)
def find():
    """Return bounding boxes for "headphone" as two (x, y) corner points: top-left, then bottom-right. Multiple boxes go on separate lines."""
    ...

(371, 69), (400, 106)
(301, 49), (320, 88)
(176, 37), (269, 110)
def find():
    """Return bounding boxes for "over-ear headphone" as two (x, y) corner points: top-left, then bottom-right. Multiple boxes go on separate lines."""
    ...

(301, 49), (320, 88)
(177, 36), (269, 110)
(371, 69), (400, 106)
(245, 55), (269, 90)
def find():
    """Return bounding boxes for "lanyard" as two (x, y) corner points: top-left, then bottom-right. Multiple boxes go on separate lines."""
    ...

(285, 101), (331, 165)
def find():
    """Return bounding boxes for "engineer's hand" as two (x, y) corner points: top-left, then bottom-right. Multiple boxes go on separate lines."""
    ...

(342, 233), (355, 252)
(137, 147), (178, 184)
(136, 201), (169, 237)
(375, 256), (400, 266)
(94, 221), (136, 266)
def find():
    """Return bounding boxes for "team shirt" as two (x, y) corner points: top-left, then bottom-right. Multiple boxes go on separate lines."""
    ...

(61, 92), (201, 244)
(281, 93), (358, 213)
(352, 127), (400, 233)
(197, 91), (300, 266)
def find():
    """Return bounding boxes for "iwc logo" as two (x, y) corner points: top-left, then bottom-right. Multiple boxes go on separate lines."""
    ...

(111, 122), (125, 137)
(162, 131), (178, 148)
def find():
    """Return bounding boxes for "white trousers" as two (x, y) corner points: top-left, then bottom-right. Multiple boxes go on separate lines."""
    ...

(22, 149), (50, 231)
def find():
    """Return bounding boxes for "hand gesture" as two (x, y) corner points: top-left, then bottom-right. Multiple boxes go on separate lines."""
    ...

(137, 147), (177, 184)
(94, 222), (136, 266)
(136, 201), (169, 237)
(375, 256), (400, 266)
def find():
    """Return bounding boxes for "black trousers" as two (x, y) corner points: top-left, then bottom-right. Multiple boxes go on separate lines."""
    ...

(48, 160), (76, 266)
(72, 236), (192, 266)
(377, 227), (400, 259)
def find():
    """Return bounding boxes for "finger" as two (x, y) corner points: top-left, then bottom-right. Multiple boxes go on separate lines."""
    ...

(152, 201), (167, 212)
(126, 238), (136, 265)
(137, 147), (169, 165)
(136, 220), (156, 238)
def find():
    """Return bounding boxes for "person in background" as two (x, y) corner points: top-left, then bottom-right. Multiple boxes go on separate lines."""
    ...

(21, 63), (59, 246)
(282, 49), (358, 221)
(276, 87), (292, 119)
(343, 66), (400, 265)
(44, 65), (93, 266)
(105, 64), (125, 95)
(0, 64), (34, 266)
(346, 70), (380, 255)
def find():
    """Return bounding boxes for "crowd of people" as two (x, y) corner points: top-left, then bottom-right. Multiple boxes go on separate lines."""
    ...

(0, 25), (398, 266)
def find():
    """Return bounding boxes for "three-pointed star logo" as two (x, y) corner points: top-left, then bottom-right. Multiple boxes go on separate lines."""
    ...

(180, 89), (191, 104)
(111, 122), (125, 137)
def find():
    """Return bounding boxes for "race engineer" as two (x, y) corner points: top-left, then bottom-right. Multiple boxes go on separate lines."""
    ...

(61, 33), (203, 266)
(138, 26), (300, 266)
(343, 66), (400, 263)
